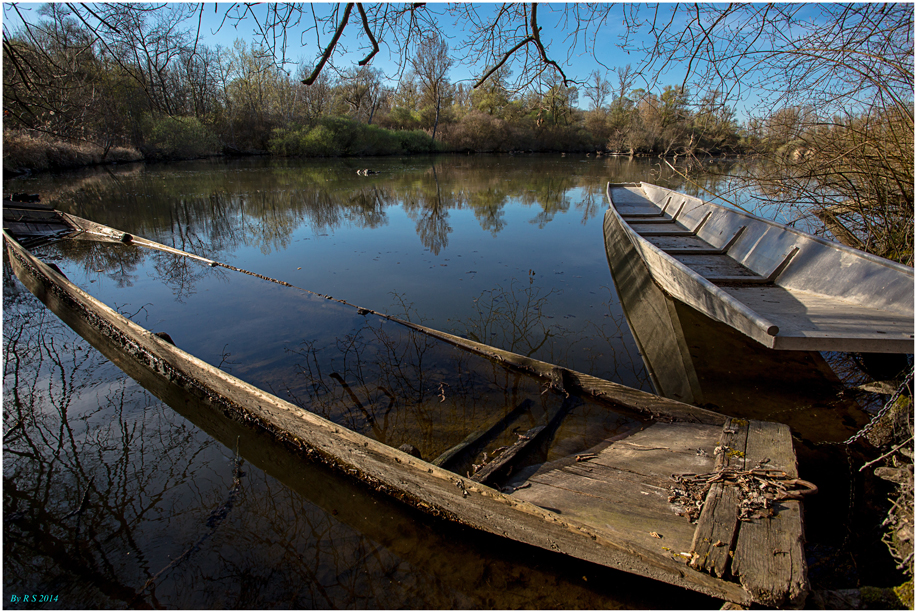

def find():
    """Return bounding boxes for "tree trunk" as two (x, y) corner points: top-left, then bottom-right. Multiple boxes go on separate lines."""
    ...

(431, 94), (441, 141)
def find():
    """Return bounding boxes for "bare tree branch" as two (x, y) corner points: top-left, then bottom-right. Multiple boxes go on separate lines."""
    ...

(473, 34), (533, 89)
(302, 3), (353, 85)
(357, 4), (380, 66)
(529, 4), (570, 87)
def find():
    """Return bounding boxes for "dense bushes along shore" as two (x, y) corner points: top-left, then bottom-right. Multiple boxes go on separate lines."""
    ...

(2, 112), (695, 176)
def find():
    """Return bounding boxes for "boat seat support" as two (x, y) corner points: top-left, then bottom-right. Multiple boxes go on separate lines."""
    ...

(763, 246), (800, 282)
(635, 211), (712, 238)
(661, 225), (747, 256)
(619, 196), (673, 219)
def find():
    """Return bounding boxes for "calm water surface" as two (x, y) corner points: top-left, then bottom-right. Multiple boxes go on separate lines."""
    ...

(3, 155), (905, 607)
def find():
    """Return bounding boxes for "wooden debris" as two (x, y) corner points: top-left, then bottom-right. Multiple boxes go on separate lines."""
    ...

(471, 426), (545, 485)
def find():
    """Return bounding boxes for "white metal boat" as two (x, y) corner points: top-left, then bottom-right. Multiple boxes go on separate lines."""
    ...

(605, 183), (914, 353)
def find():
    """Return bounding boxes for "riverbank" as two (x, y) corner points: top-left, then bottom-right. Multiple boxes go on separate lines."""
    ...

(3, 124), (725, 180)
(3, 130), (145, 177)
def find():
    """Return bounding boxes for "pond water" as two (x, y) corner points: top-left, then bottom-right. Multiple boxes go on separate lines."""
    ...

(3, 155), (907, 607)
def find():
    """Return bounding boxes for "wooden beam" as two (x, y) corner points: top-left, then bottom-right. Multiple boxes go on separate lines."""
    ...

(689, 418), (749, 577)
(730, 421), (808, 608)
(432, 398), (533, 470)
(471, 395), (582, 485)
(471, 425), (546, 485)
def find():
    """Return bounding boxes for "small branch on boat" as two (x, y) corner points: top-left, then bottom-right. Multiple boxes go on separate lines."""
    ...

(669, 468), (819, 523)
(620, 442), (670, 451)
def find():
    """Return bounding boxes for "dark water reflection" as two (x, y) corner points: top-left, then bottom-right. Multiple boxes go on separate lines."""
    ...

(3, 155), (906, 605)
(40, 240), (643, 468)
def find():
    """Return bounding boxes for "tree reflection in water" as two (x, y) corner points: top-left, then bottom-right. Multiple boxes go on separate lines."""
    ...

(280, 315), (549, 462)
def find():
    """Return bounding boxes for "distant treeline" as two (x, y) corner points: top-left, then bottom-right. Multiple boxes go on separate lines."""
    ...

(3, 6), (758, 173)
(0, 5), (907, 192)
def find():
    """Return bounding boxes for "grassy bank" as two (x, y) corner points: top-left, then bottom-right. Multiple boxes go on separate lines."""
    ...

(3, 130), (144, 176)
(3, 118), (446, 177)
(4, 117), (595, 178)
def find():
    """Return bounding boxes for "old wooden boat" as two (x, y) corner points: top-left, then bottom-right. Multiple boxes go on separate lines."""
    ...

(4, 210), (811, 607)
(605, 183), (914, 353)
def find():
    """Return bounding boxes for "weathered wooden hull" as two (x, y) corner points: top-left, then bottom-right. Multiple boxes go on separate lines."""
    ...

(4, 224), (807, 607)
(605, 183), (914, 353)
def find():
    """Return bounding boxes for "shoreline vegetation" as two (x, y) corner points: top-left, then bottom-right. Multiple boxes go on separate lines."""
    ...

(1, 124), (743, 179)
(1, 86), (753, 178)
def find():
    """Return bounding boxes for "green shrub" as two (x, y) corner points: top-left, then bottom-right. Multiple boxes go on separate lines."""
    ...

(301, 124), (344, 156)
(398, 129), (439, 153)
(379, 107), (422, 132)
(268, 118), (438, 157)
(140, 115), (219, 160)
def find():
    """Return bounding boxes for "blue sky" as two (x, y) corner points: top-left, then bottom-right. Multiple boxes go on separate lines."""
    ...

(189, 4), (659, 89)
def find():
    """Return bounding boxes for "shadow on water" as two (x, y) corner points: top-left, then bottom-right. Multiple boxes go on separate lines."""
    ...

(3, 250), (717, 609)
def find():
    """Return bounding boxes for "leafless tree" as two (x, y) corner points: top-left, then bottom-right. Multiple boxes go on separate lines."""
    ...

(409, 33), (452, 140)
(583, 70), (611, 113)
(337, 65), (386, 124)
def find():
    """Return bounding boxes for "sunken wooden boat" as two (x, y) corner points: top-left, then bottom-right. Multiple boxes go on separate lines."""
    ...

(605, 183), (914, 353)
(4, 211), (812, 607)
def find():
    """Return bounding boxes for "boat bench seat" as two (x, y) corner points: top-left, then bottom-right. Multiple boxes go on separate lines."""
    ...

(722, 285), (916, 347)
(672, 253), (766, 283)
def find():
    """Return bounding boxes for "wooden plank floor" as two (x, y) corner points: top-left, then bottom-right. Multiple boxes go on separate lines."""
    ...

(509, 421), (720, 560)
(508, 418), (808, 607)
